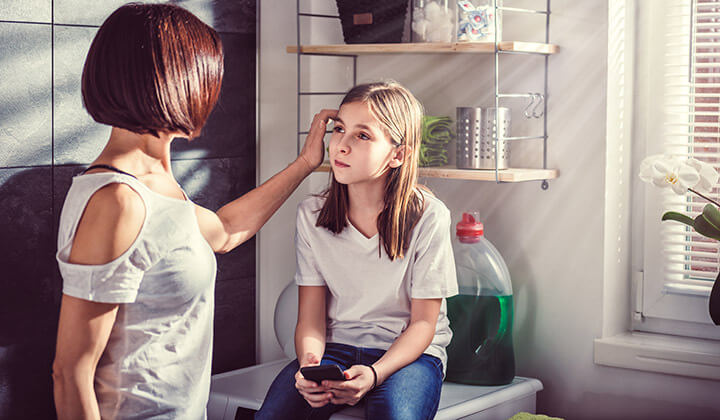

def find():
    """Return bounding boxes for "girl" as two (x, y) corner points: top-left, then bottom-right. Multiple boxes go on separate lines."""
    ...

(256, 81), (458, 420)
(51, 4), (333, 419)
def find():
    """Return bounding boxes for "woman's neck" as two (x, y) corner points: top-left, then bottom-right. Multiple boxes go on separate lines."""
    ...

(93, 127), (175, 177)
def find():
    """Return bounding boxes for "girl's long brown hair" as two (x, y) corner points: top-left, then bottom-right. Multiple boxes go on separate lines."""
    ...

(316, 81), (426, 261)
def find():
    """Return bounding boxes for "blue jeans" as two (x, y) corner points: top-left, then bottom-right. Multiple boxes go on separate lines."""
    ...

(255, 342), (443, 420)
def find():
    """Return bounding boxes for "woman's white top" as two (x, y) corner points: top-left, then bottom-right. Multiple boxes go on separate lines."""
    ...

(56, 172), (217, 420)
(294, 193), (458, 371)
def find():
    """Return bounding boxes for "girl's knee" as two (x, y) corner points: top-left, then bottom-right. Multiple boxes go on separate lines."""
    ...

(368, 400), (437, 420)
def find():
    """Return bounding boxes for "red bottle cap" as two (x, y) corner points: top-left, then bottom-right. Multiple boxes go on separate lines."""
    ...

(456, 212), (484, 241)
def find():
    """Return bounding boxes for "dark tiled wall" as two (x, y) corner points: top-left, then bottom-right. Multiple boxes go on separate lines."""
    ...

(0, 1), (256, 418)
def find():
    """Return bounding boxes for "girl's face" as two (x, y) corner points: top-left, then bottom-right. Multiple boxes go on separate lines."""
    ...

(329, 101), (404, 186)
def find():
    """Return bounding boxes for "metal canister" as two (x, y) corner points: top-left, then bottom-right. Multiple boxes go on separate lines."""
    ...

(456, 107), (510, 169)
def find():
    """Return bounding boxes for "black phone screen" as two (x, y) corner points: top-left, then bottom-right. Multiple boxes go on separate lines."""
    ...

(300, 364), (346, 384)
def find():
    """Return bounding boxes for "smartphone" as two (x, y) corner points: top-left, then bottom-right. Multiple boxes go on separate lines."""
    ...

(300, 364), (347, 384)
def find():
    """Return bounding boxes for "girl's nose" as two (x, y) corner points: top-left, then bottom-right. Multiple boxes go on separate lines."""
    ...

(337, 136), (350, 154)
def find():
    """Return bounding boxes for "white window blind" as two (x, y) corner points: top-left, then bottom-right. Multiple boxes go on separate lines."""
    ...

(640, 0), (720, 336)
(663, 0), (720, 287)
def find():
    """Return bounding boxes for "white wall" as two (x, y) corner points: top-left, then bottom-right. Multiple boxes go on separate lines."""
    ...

(258, 0), (720, 417)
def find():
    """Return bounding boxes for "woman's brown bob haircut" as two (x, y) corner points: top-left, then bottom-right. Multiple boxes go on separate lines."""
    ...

(82, 3), (224, 138)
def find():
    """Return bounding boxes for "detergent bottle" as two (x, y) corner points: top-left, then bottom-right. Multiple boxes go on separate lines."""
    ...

(446, 212), (515, 385)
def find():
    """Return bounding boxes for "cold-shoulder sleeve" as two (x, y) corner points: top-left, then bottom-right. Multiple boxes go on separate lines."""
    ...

(56, 178), (158, 303)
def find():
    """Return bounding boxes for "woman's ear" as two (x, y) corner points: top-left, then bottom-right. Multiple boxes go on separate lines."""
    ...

(388, 145), (409, 168)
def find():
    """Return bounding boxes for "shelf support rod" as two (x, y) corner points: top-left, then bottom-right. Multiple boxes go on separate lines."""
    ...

(541, 0), (551, 190)
(494, 0), (501, 184)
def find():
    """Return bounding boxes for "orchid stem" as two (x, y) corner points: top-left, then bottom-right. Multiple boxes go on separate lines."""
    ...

(688, 188), (720, 208)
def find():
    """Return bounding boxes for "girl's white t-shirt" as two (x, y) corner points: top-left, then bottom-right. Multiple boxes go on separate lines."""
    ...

(294, 193), (458, 370)
(56, 172), (217, 420)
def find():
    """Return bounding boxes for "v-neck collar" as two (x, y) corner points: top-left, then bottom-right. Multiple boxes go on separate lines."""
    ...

(346, 218), (379, 242)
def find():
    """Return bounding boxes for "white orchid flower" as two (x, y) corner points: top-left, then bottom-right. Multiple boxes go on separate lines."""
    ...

(638, 154), (701, 195)
(686, 158), (719, 194)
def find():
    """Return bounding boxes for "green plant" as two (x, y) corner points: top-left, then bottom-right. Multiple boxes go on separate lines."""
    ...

(419, 115), (454, 167)
(639, 154), (720, 324)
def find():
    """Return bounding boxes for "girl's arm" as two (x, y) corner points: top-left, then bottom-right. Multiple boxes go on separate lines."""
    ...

(195, 110), (337, 254)
(295, 285), (327, 365)
(369, 297), (442, 384)
(325, 298), (442, 406)
(293, 285), (334, 408)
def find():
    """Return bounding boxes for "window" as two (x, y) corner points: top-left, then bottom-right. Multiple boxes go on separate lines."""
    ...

(596, 0), (720, 380)
(637, 0), (720, 340)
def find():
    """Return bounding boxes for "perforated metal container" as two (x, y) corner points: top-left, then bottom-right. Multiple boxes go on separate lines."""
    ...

(456, 107), (510, 169)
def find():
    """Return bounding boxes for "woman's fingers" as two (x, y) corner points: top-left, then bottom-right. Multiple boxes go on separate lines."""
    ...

(298, 109), (338, 171)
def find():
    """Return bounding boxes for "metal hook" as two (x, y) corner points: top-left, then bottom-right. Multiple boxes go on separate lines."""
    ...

(532, 93), (545, 118)
(523, 93), (536, 119)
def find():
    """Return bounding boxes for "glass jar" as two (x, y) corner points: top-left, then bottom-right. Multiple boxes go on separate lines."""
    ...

(412, 0), (456, 43)
(457, 0), (502, 42)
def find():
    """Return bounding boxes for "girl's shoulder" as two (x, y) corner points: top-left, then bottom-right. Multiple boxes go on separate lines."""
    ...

(417, 191), (451, 224)
(296, 194), (326, 229)
(298, 194), (326, 214)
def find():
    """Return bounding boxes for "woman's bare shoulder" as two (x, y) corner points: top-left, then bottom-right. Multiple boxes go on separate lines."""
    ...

(69, 183), (146, 265)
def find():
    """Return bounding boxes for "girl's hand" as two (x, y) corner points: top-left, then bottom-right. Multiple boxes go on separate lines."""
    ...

(323, 365), (375, 406)
(295, 353), (332, 408)
(298, 109), (338, 172)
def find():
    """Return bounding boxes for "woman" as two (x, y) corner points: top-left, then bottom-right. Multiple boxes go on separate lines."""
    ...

(51, 3), (334, 419)
(255, 81), (458, 420)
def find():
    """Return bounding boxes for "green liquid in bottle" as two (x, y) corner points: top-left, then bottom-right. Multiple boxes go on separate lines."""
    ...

(445, 294), (515, 385)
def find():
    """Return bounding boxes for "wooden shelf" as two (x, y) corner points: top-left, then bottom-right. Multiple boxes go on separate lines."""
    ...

(287, 41), (559, 55)
(315, 163), (558, 182)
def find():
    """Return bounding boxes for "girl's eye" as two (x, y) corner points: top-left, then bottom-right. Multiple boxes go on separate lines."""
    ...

(333, 126), (345, 134)
(359, 132), (371, 140)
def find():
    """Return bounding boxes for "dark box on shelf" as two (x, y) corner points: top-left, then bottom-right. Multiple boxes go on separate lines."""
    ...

(336, 0), (408, 44)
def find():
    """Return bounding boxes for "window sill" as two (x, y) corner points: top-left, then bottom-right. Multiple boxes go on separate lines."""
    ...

(594, 331), (720, 380)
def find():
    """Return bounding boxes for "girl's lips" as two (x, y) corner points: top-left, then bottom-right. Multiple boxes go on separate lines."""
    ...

(334, 159), (350, 168)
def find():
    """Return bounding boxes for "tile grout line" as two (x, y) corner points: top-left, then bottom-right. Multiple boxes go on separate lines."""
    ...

(0, 21), (253, 33)
(0, 19), (52, 25)
(0, 20), (99, 28)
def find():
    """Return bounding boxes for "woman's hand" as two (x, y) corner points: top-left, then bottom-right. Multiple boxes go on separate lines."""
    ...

(297, 109), (338, 172)
(295, 353), (333, 408)
(323, 365), (375, 406)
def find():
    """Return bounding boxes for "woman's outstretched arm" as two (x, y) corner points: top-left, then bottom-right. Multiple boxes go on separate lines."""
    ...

(196, 109), (337, 254)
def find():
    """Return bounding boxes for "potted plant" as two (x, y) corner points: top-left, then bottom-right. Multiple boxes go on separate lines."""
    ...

(639, 154), (720, 324)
